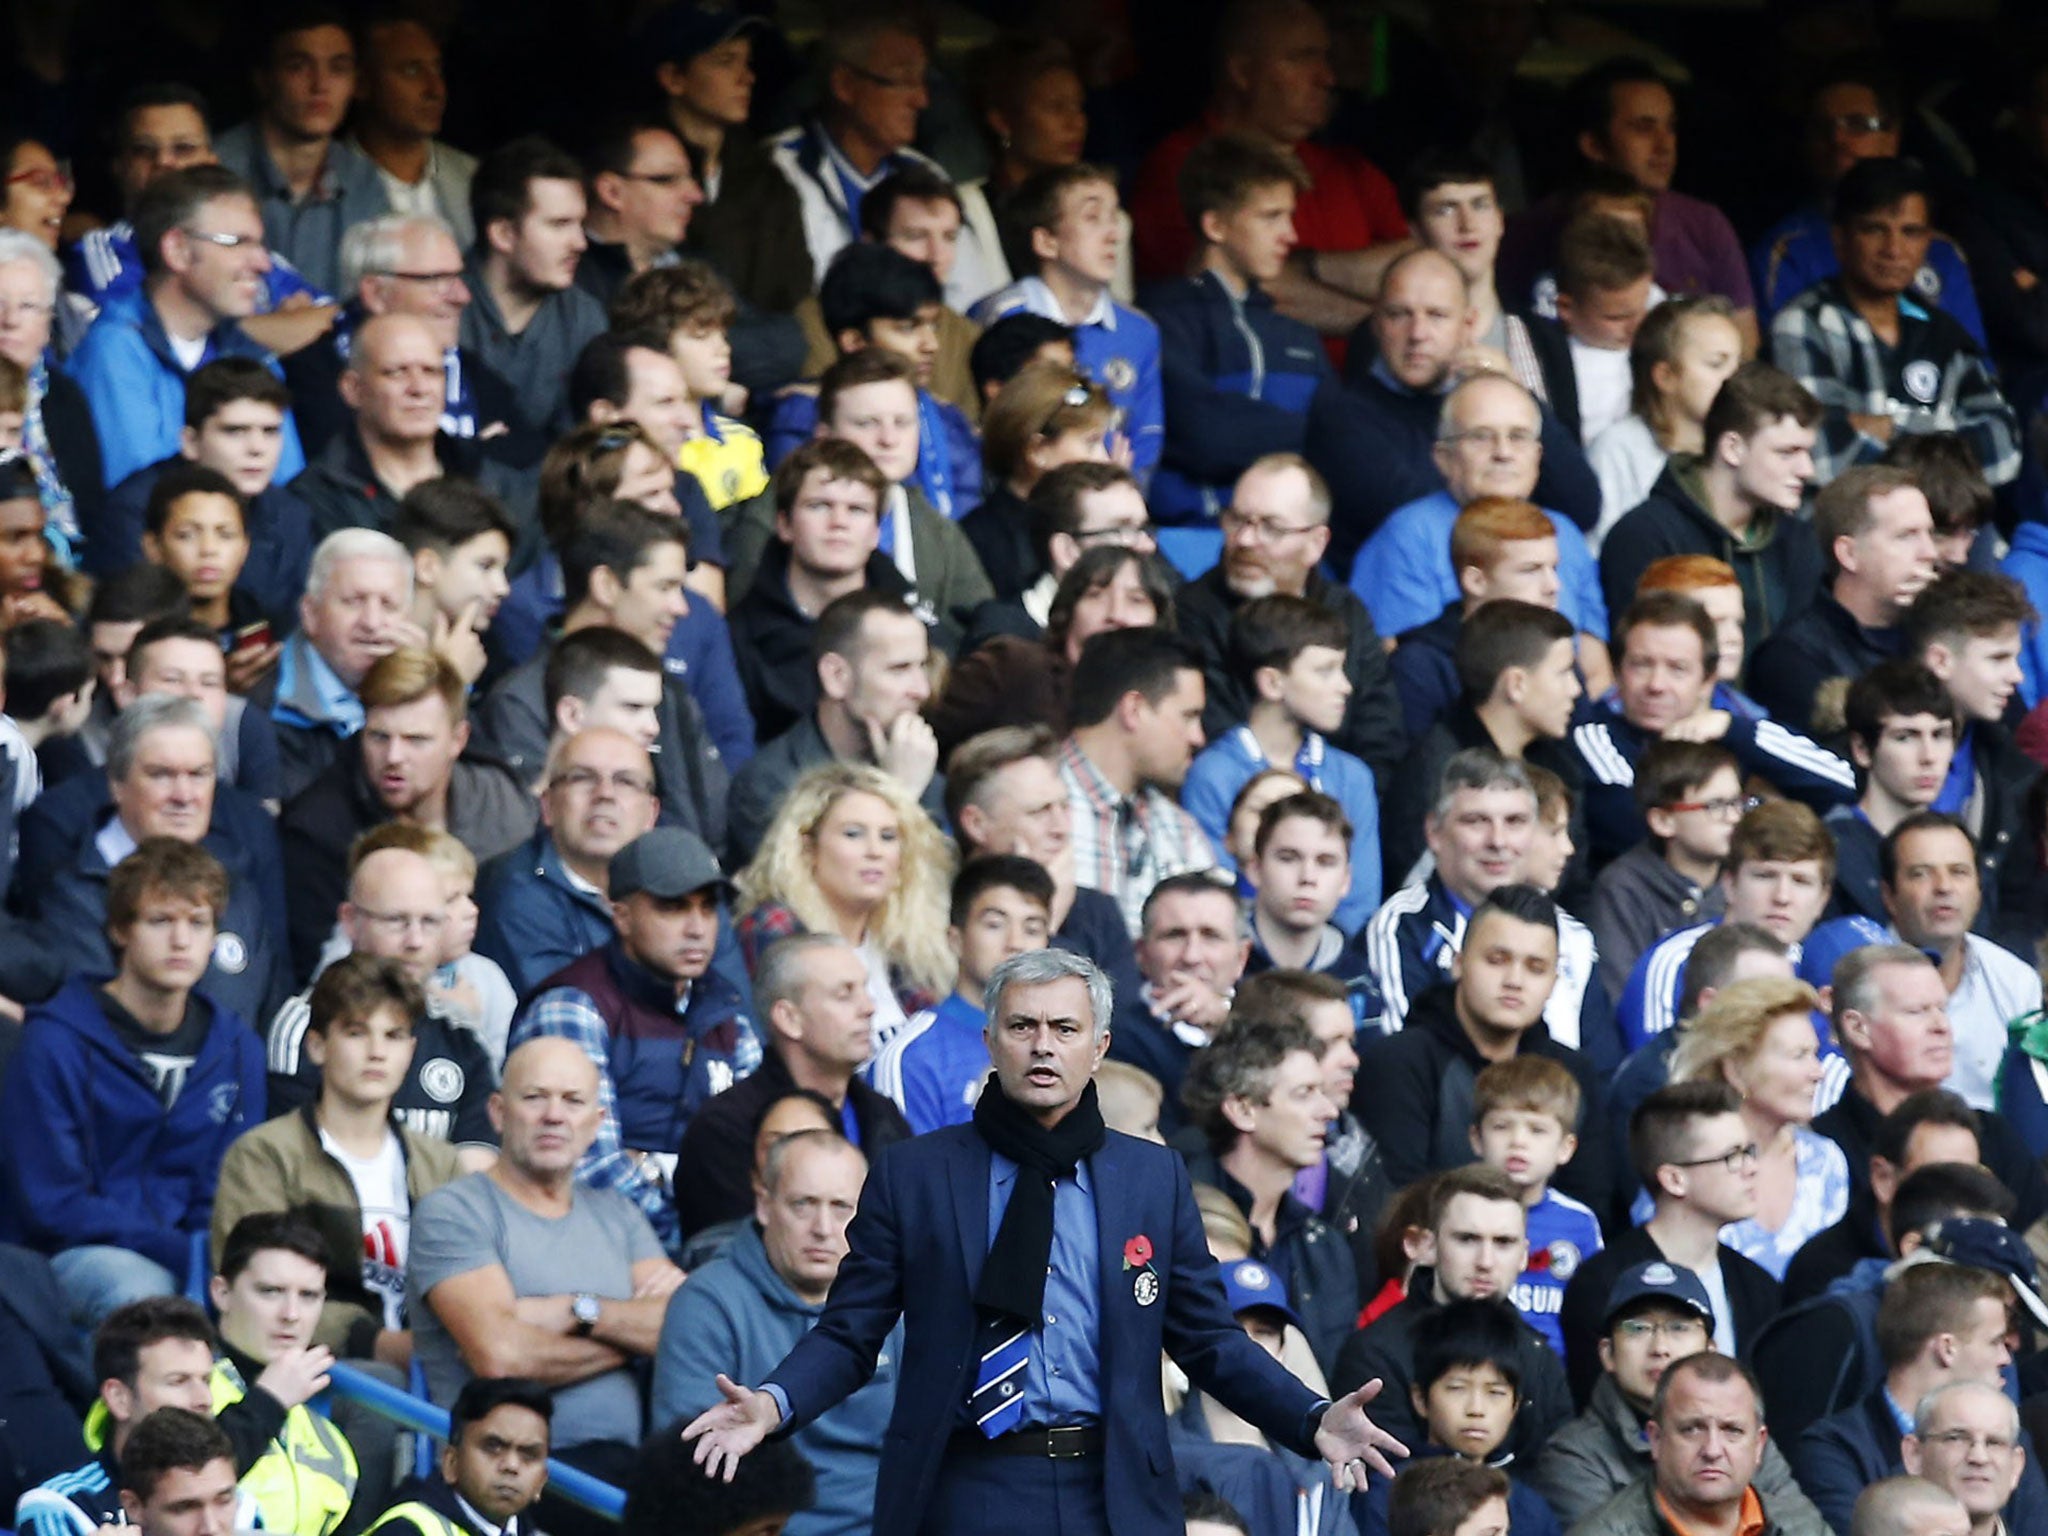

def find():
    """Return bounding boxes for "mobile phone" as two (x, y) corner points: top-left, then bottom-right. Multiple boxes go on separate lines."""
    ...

(231, 619), (274, 654)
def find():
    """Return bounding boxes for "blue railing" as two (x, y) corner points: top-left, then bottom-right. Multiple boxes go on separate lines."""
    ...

(325, 1363), (627, 1522)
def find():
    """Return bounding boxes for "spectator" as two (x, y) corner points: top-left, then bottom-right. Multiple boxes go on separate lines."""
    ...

(1382, 599), (1584, 894)
(1572, 593), (1854, 866)
(137, 466), (263, 660)
(1182, 1017), (1356, 1372)
(264, 844), (497, 1160)
(1885, 436), (1992, 576)
(1359, 881), (1612, 1214)
(766, 14), (994, 300)
(111, 1409), (249, 1536)
(1058, 626), (1216, 935)
(409, 1037), (684, 1507)
(280, 648), (533, 981)
(1900, 1382), (2029, 1536)
(0, 613), (96, 817)
(1528, 1260), (1825, 1534)
(459, 137), (606, 466)
(1770, 159), (2020, 490)
(508, 827), (758, 1244)
(1105, 872), (1248, 1137)
(1586, 298), (1744, 547)
(1240, 793), (1377, 988)
(575, 121), (703, 311)
(645, 3), (811, 316)
(1177, 453), (1404, 785)
(1851, 1478), (1971, 1536)
(347, 15), (475, 252)
(734, 761), (953, 1040)
(1549, 214), (1657, 446)
(362, 1377), (553, 1536)
(1600, 362), (1825, 668)
(474, 724), (661, 998)
(68, 165), (308, 491)
(0, 464), (82, 640)
(1344, 367), (1606, 651)
(96, 357), (312, 630)
(1331, 1165), (1572, 1461)
(651, 1129), (892, 1536)
(1129, 0), (1408, 333)
(672, 933), (912, 1238)
(1830, 663), (1957, 922)
(1147, 133), (1329, 524)
(868, 854), (1052, 1135)
(1183, 597), (1381, 931)
(957, 361), (1113, 602)
(212, 955), (457, 1365)
(1384, 1460), (1507, 1536)
(0, 837), (264, 1327)
(1752, 465), (1938, 734)
(1586, 741), (1738, 997)
(0, 228), (101, 557)
(619, 1422), (815, 1536)
(972, 164), (1163, 481)
(212, 8), (388, 298)
(392, 479), (513, 691)
(1566, 1081), (1779, 1391)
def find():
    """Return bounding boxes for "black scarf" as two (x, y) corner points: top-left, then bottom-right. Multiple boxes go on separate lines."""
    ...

(970, 1075), (1106, 1324)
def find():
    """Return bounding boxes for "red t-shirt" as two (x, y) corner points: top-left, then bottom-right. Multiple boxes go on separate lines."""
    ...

(1130, 116), (1409, 284)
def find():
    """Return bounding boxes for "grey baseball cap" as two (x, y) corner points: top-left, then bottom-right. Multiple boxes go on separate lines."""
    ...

(608, 828), (731, 901)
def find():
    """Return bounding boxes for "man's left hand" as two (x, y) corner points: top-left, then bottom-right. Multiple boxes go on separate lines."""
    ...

(1313, 1378), (1409, 1491)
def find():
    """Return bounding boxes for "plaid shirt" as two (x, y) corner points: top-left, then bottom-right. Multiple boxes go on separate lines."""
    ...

(1057, 737), (1215, 936)
(1769, 278), (2021, 487)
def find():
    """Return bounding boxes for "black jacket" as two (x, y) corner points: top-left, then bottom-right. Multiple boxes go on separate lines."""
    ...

(682, 128), (815, 315)
(958, 483), (1036, 603)
(1814, 1078), (2048, 1229)
(1747, 593), (1903, 738)
(288, 426), (532, 546)
(1352, 983), (1614, 1220)
(1388, 602), (1462, 746)
(1597, 458), (1823, 666)
(1557, 1222), (1782, 1409)
(1176, 563), (1405, 784)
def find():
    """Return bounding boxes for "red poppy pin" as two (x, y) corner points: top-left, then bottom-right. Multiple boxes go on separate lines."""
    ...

(1124, 1233), (1160, 1306)
(1123, 1233), (1153, 1269)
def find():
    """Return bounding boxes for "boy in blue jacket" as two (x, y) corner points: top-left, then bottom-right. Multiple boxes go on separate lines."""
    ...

(1146, 132), (1332, 524)
(0, 837), (265, 1330)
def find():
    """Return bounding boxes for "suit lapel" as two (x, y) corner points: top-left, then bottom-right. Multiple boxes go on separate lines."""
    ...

(951, 1131), (992, 1295)
(1092, 1136), (1136, 1328)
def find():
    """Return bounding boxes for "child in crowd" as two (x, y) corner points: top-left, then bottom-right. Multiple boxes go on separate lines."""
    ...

(0, 453), (77, 630)
(139, 462), (263, 651)
(1096, 1058), (1165, 1142)
(768, 243), (981, 517)
(969, 312), (1076, 413)
(1469, 1057), (1602, 1361)
(391, 478), (515, 689)
(1586, 740), (1739, 996)
(1243, 790), (1376, 972)
(1149, 132), (1329, 523)
(1587, 297), (1744, 547)
(1386, 1458), (1512, 1536)
(1222, 766), (1309, 882)
(1523, 765), (1579, 897)
(610, 262), (769, 511)
(0, 617), (94, 811)
(1183, 596), (1380, 925)
(973, 163), (1163, 481)
(415, 827), (517, 1071)
(1553, 214), (1657, 448)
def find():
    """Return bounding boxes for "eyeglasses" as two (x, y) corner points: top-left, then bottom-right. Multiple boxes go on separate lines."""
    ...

(352, 908), (447, 939)
(181, 227), (262, 251)
(1673, 1142), (1760, 1173)
(550, 766), (657, 797)
(619, 170), (696, 189)
(1221, 506), (1318, 543)
(1445, 427), (1540, 451)
(1661, 794), (1762, 820)
(5, 163), (72, 195)
(1613, 1317), (1709, 1343)
(844, 63), (925, 91)
(1074, 521), (1158, 548)
(1923, 1429), (2017, 1455)
(1814, 113), (1892, 136)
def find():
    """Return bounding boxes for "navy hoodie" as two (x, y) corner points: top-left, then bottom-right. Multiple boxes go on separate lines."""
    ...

(0, 977), (264, 1273)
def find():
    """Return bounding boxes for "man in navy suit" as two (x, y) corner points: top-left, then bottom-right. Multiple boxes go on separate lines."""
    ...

(679, 947), (1406, 1535)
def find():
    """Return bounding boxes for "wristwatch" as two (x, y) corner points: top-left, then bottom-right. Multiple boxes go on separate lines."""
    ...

(570, 1293), (602, 1337)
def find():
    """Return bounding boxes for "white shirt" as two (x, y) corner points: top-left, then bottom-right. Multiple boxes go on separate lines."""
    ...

(1695, 1255), (1736, 1355)
(1585, 413), (1668, 553)
(1570, 336), (1635, 446)
(860, 939), (910, 1053)
(1946, 934), (2044, 1110)
(320, 1126), (410, 1330)
(165, 329), (209, 372)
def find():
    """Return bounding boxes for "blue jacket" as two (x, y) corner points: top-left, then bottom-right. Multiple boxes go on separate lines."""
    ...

(2000, 520), (2048, 709)
(0, 976), (264, 1273)
(1792, 1387), (2048, 1536)
(1350, 488), (1609, 643)
(764, 1124), (1328, 1536)
(1358, 1445), (1558, 1536)
(1145, 271), (1331, 523)
(474, 828), (620, 1002)
(652, 1221), (901, 1536)
(94, 457), (314, 628)
(66, 290), (306, 490)
(764, 386), (982, 519)
(1752, 206), (1987, 349)
(1181, 725), (1381, 935)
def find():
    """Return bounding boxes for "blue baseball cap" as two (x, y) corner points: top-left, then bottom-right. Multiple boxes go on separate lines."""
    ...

(1223, 1259), (1305, 1333)
(1920, 1218), (2048, 1330)
(641, 1), (767, 66)
(1602, 1260), (1715, 1332)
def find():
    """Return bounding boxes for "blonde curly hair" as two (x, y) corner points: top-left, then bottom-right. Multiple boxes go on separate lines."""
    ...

(736, 762), (957, 997)
(1668, 975), (1824, 1091)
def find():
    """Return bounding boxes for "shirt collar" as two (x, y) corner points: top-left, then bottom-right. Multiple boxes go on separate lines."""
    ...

(1017, 274), (1116, 331)
(453, 1492), (509, 1536)
(1059, 737), (1126, 812)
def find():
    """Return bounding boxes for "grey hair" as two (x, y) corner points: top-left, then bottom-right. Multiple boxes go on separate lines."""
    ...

(760, 1126), (863, 1196)
(1436, 370), (1541, 443)
(306, 527), (413, 604)
(108, 694), (220, 784)
(982, 948), (1114, 1041)
(1912, 1379), (2018, 1438)
(1830, 943), (1937, 1036)
(1238, 452), (1331, 527)
(754, 932), (857, 1024)
(340, 212), (457, 302)
(0, 230), (61, 302)
(1850, 1478), (1968, 1536)
(1428, 747), (1535, 823)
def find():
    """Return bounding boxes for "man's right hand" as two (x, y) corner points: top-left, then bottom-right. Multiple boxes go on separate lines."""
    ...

(1153, 974), (1231, 1030)
(682, 1373), (783, 1482)
(253, 1345), (334, 1408)
(865, 711), (939, 798)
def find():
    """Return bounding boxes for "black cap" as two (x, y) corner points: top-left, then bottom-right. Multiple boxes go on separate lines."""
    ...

(1920, 1218), (2048, 1330)
(608, 828), (731, 901)
(642, 1), (766, 66)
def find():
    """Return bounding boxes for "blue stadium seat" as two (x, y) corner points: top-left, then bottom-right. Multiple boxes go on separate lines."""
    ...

(1155, 527), (1223, 581)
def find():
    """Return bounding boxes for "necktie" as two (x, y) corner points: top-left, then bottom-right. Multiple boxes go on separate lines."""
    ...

(966, 1312), (1030, 1438)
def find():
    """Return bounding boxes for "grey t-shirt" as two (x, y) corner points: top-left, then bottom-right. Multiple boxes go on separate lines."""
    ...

(407, 1173), (662, 1447)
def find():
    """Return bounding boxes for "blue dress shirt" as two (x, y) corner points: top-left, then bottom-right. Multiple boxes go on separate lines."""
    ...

(980, 1153), (1103, 1427)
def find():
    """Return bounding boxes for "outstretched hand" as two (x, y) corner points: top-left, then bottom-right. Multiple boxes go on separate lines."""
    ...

(681, 1373), (782, 1482)
(1314, 1378), (1410, 1492)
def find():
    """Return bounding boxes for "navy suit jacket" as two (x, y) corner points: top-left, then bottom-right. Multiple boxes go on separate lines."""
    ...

(765, 1124), (1330, 1536)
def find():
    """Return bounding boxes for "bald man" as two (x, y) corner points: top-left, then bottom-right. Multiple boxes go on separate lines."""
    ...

(409, 1037), (683, 1511)
(1903, 1383), (2029, 1536)
(290, 312), (526, 544)
(1852, 1477), (1972, 1536)
(1307, 248), (1599, 573)
(266, 847), (497, 1163)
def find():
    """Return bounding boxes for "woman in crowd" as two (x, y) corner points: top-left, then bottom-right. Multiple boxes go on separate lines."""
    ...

(1667, 974), (1848, 1278)
(734, 762), (955, 1049)
(962, 361), (1119, 599)
(0, 229), (99, 565)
